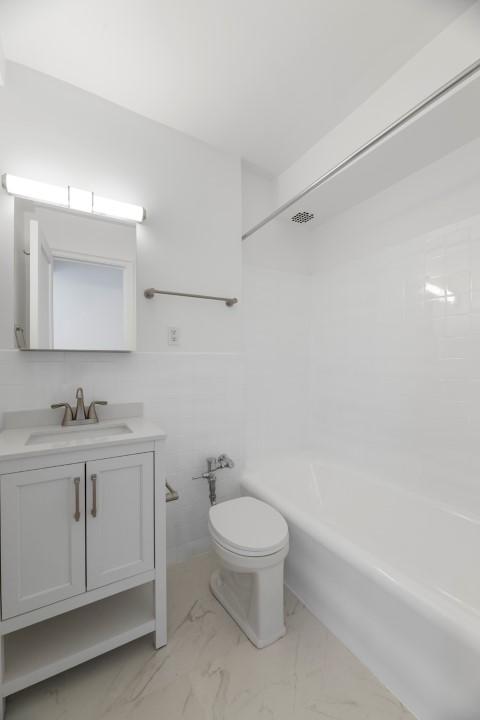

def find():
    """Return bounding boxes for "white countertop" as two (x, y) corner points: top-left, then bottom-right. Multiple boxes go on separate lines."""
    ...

(0, 417), (166, 462)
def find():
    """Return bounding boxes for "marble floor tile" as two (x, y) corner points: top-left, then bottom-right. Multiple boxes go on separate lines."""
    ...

(6, 552), (415, 720)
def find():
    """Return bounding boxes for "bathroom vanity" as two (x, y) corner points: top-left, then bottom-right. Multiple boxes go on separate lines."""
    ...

(0, 407), (166, 717)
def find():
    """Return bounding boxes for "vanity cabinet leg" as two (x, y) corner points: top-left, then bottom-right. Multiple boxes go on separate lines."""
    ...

(154, 451), (167, 650)
(0, 635), (5, 720)
(154, 577), (167, 650)
(154, 533), (167, 649)
(153, 446), (167, 650)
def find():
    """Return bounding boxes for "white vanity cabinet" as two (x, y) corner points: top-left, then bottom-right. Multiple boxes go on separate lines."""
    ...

(1, 463), (86, 619)
(86, 454), (154, 590)
(0, 415), (167, 718)
(1, 453), (155, 618)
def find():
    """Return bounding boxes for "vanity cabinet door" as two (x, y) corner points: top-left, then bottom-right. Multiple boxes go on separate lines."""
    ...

(1, 464), (86, 619)
(86, 453), (154, 590)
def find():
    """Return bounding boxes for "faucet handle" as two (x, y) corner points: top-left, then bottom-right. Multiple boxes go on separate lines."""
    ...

(51, 403), (74, 426)
(218, 454), (235, 469)
(86, 400), (108, 422)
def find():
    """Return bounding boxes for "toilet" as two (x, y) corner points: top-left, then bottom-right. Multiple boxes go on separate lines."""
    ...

(208, 496), (289, 648)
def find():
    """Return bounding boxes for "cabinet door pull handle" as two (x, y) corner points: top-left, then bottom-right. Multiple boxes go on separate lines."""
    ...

(91, 474), (97, 517)
(74, 477), (81, 522)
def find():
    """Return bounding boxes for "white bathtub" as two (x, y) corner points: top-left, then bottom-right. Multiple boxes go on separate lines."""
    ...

(242, 454), (480, 720)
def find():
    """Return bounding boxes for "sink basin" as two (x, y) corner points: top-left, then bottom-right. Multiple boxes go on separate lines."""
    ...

(26, 423), (133, 447)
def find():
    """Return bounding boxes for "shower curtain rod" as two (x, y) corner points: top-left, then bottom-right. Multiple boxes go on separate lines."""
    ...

(242, 57), (480, 241)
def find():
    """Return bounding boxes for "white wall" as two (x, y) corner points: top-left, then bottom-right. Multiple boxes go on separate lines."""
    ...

(3, 42), (479, 564)
(277, 1), (480, 205)
(0, 63), (244, 563)
(242, 164), (312, 460)
(308, 136), (480, 516)
(0, 36), (5, 86)
(0, 63), (242, 353)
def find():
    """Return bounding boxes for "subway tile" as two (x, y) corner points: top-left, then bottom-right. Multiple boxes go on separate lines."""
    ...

(306, 211), (480, 517)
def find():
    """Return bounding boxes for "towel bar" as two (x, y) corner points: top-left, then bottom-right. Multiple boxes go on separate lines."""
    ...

(144, 288), (238, 307)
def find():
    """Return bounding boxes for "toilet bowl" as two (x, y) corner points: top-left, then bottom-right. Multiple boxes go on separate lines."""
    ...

(208, 496), (289, 649)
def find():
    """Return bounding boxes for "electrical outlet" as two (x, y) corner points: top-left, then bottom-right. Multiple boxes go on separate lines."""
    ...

(168, 326), (180, 346)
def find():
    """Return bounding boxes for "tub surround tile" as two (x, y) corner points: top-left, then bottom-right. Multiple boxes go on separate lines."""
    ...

(309, 208), (480, 517)
(6, 553), (415, 720)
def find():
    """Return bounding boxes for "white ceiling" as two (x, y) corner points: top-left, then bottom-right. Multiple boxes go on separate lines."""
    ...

(0, 0), (474, 174)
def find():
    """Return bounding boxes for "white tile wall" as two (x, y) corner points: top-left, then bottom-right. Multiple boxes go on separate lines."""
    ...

(0, 350), (245, 564)
(3, 129), (478, 569)
(242, 164), (313, 462)
(309, 141), (480, 517)
(243, 263), (311, 460)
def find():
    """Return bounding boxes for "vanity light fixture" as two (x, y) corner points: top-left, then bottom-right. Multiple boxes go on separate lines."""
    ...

(68, 186), (93, 213)
(2, 174), (68, 207)
(93, 194), (145, 223)
(2, 173), (146, 223)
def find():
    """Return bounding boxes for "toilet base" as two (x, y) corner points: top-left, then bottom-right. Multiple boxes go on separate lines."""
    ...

(210, 558), (287, 649)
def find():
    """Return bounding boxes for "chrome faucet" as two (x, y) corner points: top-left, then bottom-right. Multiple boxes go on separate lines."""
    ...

(193, 454), (235, 505)
(51, 387), (108, 426)
(74, 387), (86, 421)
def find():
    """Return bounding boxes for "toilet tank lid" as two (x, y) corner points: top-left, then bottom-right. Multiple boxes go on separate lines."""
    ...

(209, 496), (288, 555)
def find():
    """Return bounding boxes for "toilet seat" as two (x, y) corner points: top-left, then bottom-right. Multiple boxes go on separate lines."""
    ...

(209, 496), (288, 557)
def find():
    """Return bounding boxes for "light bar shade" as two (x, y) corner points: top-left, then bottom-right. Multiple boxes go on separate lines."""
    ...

(2, 174), (145, 223)
(93, 195), (145, 223)
(3, 174), (68, 207)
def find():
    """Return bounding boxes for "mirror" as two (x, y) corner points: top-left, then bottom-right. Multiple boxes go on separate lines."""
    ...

(14, 199), (136, 351)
